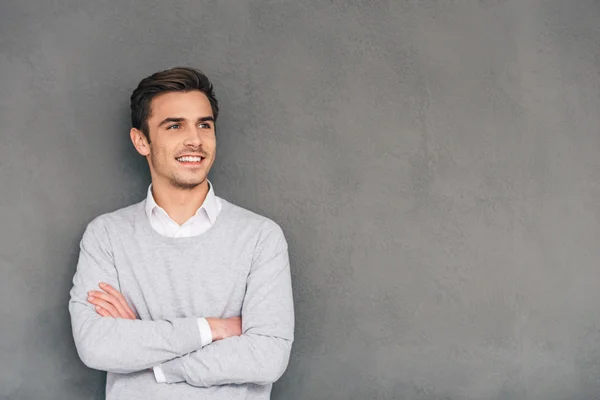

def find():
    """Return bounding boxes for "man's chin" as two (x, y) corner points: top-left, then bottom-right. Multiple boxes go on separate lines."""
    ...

(169, 177), (206, 190)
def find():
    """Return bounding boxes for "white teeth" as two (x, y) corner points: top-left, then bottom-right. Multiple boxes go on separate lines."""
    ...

(177, 156), (203, 162)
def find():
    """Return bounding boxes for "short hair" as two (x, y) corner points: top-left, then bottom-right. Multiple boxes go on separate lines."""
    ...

(130, 67), (219, 141)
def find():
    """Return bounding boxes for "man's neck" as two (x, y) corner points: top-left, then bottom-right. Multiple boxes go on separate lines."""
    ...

(151, 179), (209, 225)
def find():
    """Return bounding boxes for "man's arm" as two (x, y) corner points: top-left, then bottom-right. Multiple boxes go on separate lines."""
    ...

(69, 218), (206, 374)
(156, 220), (295, 387)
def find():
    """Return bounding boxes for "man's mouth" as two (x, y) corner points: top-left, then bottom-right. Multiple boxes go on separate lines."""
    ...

(176, 155), (205, 164)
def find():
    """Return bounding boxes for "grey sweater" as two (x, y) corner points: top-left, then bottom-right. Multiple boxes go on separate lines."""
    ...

(68, 198), (294, 400)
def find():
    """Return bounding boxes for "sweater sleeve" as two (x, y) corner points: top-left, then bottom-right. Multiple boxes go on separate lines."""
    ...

(158, 220), (295, 387)
(68, 218), (204, 374)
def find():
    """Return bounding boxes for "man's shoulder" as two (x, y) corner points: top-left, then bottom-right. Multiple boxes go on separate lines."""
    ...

(86, 200), (144, 232)
(220, 197), (284, 236)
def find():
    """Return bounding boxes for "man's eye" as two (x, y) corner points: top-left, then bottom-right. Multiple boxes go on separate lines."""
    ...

(199, 123), (211, 129)
(167, 124), (180, 130)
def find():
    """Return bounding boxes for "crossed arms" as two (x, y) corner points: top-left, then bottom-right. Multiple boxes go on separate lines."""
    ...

(68, 218), (294, 387)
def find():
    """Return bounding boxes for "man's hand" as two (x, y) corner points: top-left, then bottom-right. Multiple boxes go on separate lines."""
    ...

(87, 282), (240, 342)
(88, 282), (137, 320)
(206, 317), (242, 341)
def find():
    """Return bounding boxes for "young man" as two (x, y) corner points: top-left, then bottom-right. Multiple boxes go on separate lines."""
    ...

(68, 67), (294, 399)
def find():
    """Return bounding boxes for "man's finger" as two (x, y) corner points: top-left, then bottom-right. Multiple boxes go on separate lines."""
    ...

(99, 283), (137, 319)
(95, 305), (111, 317)
(100, 283), (137, 320)
(89, 296), (119, 318)
(89, 291), (129, 319)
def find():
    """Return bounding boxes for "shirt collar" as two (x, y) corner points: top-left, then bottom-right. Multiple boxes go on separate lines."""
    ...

(145, 180), (219, 224)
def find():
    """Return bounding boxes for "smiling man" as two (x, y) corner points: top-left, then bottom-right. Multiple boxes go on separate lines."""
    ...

(68, 67), (294, 400)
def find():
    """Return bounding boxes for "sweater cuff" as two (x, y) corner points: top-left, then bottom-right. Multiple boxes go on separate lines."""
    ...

(159, 318), (211, 385)
(159, 357), (187, 384)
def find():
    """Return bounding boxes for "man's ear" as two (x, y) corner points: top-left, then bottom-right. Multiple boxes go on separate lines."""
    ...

(130, 128), (150, 156)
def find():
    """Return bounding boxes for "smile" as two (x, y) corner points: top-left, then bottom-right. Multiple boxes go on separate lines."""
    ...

(176, 156), (205, 163)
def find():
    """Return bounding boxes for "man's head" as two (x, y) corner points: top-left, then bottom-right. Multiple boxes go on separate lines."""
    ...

(129, 67), (219, 190)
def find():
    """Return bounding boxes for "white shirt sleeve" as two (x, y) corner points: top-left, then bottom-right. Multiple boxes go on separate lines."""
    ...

(197, 317), (214, 347)
(153, 364), (167, 383)
(153, 317), (213, 383)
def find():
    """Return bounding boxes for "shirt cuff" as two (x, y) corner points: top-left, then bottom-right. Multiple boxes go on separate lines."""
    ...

(197, 317), (213, 347)
(153, 365), (166, 383)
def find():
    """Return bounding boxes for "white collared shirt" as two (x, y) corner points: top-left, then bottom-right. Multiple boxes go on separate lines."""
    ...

(146, 180), (222, 383)
(145, 180), (222, 239)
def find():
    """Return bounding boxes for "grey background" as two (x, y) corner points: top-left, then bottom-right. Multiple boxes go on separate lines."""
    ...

(1, 0), (600, 399)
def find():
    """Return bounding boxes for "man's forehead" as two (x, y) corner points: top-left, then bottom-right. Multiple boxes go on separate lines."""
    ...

(149, 91), (213, 120)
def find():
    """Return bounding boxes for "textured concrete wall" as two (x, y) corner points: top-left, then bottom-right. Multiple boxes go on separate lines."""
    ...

(1, 1), (600, 399)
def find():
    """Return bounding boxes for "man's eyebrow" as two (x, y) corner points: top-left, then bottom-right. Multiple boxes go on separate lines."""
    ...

(157, 116), (215, 127)
(158, 117), (185, 127)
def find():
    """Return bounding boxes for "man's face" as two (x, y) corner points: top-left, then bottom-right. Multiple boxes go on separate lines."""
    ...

(140, 91), (216, 190)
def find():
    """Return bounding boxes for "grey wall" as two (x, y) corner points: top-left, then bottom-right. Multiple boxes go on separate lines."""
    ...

(1, 0), (600, 399)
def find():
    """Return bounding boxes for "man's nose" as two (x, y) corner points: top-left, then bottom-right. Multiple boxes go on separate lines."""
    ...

(183, 127), (203, 147)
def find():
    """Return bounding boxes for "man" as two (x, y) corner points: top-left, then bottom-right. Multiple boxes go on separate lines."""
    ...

(68, 67), (294, 399)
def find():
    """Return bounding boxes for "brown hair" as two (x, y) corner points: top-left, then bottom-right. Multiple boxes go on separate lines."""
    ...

(130, 67), (219, 141)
